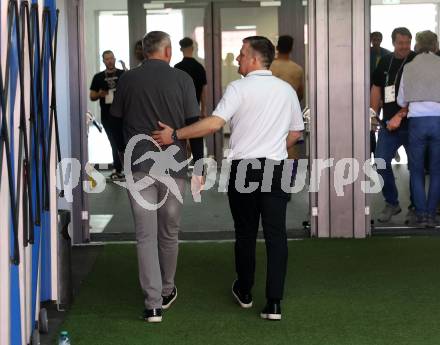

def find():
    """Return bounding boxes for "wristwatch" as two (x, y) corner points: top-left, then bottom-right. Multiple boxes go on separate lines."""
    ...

(172, 129), (178, 142)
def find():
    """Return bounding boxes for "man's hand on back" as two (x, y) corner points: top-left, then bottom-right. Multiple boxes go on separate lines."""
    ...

(152, 121), (174, 146)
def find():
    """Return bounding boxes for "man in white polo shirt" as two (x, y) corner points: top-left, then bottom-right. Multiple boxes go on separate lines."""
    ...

(153, 36), (304, 321)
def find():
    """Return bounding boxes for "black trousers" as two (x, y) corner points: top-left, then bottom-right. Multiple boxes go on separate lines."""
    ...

(370, 130), (377, 156)
(227, 159), (289, 301)
(101, 115), (124, 172)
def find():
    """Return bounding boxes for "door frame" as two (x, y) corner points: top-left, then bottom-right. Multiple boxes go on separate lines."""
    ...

(145, 2), (216, 158)
(307, 0), (371, 238)
(75, 0), (312, 242)
(211, 1), (284, 162)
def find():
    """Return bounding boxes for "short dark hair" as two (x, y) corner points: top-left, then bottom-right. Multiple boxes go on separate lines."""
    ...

(277, 35), (294, 54)
(143, 31), (170, 56)
(243, 36), (275, 68)
(179, 37), (193, 49)
(370, 31), (383, 40)
(391, 27), (412, 43)
(102, 50), (114, 59)
(135, 40), (142, 49)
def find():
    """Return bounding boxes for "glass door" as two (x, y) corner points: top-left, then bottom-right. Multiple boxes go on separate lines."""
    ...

(369, 2), (440, 230)
(144, 1), (282, 162)
(84, 0), (310, 239)
(212, 2), (280, 160)
(212, 1), (310, 233)
(145, 7), (207, 68)
(145, 3), (214, 156)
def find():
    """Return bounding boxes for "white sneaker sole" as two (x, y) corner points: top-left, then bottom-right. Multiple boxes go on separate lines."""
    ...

(162, 288), (177, 310)
(231, 282), (253, 308)
(107, 177), (126, 182)
(260, 313), (282, 321)
(147, 316), (162, 323)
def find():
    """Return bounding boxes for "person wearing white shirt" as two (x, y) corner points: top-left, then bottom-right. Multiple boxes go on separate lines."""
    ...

(153, 36), (304, 320)
(393, 30), (440, 228)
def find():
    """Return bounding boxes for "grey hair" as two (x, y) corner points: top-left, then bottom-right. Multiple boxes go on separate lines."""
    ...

(142, 31), (171, 56)
(415, 30), (438, 53)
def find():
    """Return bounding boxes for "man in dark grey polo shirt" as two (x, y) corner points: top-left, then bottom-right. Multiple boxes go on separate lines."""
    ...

(111, 31), (203, 323)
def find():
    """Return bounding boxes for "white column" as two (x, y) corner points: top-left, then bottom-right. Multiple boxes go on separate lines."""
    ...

(309, 0), (369, 238)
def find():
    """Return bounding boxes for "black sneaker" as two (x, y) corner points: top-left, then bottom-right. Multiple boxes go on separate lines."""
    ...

(109, 171), (125, 182)
(117, 172), (125, 181)
(260, 301), (282, 321)
(410, 214), (428, 228)
(162, 287), (177, 310)
(426, 215), (438, 228)
(404, 206), (416, 225)
(232, 280), (253, 308)
(142, 308), (162, 323)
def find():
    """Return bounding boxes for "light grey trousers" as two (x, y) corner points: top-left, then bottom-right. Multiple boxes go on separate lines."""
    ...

(127, 172), (185, 309)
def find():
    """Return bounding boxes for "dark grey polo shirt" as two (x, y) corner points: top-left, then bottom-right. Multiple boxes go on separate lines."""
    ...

(111, 59), (200, 178)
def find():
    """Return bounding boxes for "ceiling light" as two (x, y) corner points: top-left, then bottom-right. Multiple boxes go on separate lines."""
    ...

(260, 1), (281, 6)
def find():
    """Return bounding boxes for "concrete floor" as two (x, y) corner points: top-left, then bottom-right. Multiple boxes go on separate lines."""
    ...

(88, 165), (311, 241)
(88, 163), (439, 241)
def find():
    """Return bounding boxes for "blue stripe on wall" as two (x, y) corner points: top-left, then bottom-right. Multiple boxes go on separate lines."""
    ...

(40, 0), (57, 303)
(9, 3), (21, 345)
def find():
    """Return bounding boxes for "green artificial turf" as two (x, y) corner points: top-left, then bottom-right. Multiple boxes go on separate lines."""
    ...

(61, 238), (440, 345)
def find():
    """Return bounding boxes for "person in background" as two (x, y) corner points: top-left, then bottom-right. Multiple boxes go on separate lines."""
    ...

(370, 27), (416, 224)
(370, 32), (391, 158)
(120, 40), (145, 71)
(370, 32), (391, 85)
(134, 39), (145, 66)
(270, 35), (304, 101)
(175, 37), (208, 118)
(270, 35), (305, 191)
(90, 50), (125, 181)
(395, 30), (440, 228)
(222, 52), (240, 92)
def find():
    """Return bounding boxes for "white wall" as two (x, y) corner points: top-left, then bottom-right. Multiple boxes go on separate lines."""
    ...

(57, 0), (70, 160)
(371, 3), (439, 52)
(56, 0), (73, 211)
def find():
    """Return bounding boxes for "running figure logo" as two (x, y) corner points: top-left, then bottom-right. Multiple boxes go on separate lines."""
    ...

(119, 134), (190, 210)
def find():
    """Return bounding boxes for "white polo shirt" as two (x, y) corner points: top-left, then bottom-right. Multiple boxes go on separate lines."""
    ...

(213, 69), (304, 160)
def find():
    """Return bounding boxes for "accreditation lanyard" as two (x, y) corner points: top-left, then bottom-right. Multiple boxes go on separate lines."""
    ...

(104, 70), (118, 104)
(384, 55), (407, 104)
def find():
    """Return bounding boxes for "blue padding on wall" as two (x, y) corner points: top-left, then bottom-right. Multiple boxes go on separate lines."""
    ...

(2, 1), (59, 342)
(10, 265), (21, 345)
(9, 4), (21, 345)
(40, 0), (58, 303)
